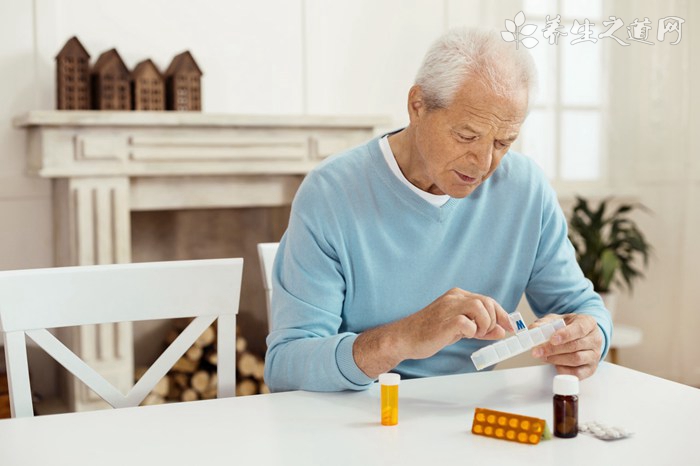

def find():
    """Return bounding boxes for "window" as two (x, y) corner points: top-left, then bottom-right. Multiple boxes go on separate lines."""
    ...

(516, 0), (606, 184)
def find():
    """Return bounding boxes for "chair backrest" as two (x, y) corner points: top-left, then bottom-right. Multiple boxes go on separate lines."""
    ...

(0, 258), (243, 418)
(257, 243), (279, 331)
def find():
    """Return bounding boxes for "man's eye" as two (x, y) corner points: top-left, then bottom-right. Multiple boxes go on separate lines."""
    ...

(495, 141), (511, 149)
(456, 133), (476, 142)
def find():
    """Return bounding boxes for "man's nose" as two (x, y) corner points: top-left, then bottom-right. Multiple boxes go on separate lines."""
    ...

(466, 140), (493, 172)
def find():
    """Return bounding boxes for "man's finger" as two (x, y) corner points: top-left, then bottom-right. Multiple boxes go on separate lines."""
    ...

(478, 325), (507, 340)
(550, 317), (591, 345)
(538, 336), (592, 357)
(477, 297), (498, 334)
(494, 303), (515, 333)
(542, 349), (597, 367)
(466, 300), (492, 337)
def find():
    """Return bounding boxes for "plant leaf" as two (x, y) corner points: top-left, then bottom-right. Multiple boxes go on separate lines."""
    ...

(514, 11), (525, 27)
(568, 196), (652, 294)
(521, 37), (539, 48)
(521, 24), (537, 36)
(505, 19), (516, 33)
(613, 204), (632, 216)
(600, 249), (620, 291)
(501, 31), (516, 42)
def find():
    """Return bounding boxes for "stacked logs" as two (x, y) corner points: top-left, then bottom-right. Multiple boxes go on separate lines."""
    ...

(136, 320), (267, 406)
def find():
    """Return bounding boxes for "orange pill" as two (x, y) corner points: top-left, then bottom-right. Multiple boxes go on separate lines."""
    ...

(471, 408), (546, 446)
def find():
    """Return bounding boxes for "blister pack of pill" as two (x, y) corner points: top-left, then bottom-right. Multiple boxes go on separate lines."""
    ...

(579, 421), (633, 441)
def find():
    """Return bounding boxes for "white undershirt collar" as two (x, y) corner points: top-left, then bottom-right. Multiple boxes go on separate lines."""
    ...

(379, 135), (450, 208)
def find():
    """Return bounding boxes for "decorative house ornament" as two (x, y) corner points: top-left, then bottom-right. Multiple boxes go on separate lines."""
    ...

(55, 36), (91, 110)
(165, 51), (203, 111)
(91, 48), (131, 110)
(131, 59), (165, 111)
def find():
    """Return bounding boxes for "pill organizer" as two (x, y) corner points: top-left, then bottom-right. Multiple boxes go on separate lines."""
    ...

(470, 316), (566, 371)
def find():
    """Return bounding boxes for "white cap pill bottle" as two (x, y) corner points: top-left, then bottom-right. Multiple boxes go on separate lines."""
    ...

(379, 373), (400, 426)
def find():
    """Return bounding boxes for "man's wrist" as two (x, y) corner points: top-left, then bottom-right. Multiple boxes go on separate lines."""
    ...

(352, 324), (404, 379)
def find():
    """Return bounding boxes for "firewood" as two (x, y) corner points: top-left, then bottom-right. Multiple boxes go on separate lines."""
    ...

(173, 373), (190, 389)
(236, 379), (257, 396)
(191, 370), (210, 394)
(135, 368), (169, 398)
(201, 373), (218, 399)
(259, 383), (271, 394)
(236, 336), (247, 353)
(152, 376), (170, 398)
(207, 352), (218, 366)
(195, 326), (215, 348)
(252, 359), (265, 381)
(185, 346), (203, 362)
(142, 393), (165, 406)
(172, 355), (198, 373)
(238, 352), (259, 377)
(168, 382), (182, 400)
(181, 388), (198, 402)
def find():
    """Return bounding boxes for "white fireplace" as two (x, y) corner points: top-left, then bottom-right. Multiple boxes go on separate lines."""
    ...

(14, 111), (389, 412)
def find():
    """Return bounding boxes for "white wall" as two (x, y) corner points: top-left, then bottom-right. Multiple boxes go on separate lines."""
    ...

(0, 0), (698, 386)
(606, 0), (700, 384)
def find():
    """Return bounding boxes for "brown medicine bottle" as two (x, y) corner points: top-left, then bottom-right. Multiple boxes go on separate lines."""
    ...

(553, 374), (579, 438)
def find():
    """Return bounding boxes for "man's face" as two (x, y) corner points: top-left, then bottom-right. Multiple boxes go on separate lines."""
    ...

(407, 78), (528, 198)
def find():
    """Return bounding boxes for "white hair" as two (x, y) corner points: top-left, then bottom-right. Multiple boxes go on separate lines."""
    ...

(415, 28), (538, 109)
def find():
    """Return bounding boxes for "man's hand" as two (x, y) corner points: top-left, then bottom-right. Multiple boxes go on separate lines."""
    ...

(395, 288), (513, 359)
(530, 313), (603, 380)
(353, 288), (513, 378)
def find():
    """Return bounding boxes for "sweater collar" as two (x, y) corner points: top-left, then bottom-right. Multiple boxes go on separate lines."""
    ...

(368, 133), (460, 222)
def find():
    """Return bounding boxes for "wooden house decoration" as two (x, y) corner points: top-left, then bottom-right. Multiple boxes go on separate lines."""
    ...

(132, 59), (165, 111)
(91, 48), (131, 110)
(165, 51), (203, 111)
(55, 36), (90, 110)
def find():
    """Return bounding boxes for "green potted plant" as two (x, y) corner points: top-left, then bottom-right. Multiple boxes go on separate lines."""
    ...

(568, 196), (652, 314)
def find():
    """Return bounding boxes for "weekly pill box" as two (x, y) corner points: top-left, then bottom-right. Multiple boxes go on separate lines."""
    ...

(471, 318), (566, 370)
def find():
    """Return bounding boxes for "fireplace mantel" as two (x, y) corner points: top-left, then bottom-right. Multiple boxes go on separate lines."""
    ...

(14, 110), (390, 412)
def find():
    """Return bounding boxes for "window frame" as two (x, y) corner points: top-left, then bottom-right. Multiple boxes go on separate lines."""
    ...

(514, 0), (610, 195)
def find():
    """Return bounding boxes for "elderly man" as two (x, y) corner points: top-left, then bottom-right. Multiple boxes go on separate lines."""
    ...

(264, 28), (611, 392)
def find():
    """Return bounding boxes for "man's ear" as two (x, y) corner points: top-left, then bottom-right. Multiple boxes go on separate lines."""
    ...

(407, 85), (426, 123)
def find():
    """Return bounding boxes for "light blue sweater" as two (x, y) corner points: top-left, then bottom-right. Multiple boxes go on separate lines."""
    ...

(264, 136), (612, 392)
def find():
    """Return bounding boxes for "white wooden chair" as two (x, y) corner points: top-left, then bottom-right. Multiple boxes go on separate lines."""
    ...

(257, 243), (279, 331)
(0, 258), (243, 418)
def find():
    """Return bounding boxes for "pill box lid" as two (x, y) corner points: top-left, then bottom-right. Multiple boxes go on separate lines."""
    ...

(379, 373), (401, 386)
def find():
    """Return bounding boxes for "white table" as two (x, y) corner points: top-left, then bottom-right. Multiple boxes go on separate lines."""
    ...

(0, 363), (697, 466)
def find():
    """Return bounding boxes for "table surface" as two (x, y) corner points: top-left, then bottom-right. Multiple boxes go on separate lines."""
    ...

(0, 362), (697, 466)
